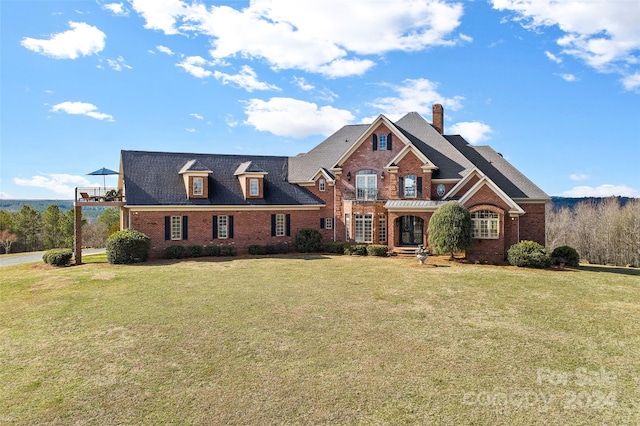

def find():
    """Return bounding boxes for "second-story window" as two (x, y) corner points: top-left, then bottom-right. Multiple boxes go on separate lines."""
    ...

(193, 177), (203, 196)
(319, 178), (326, 192)
(249, 178), (259, 196)
(356, 170), (377, 201)
(404, 175), (417, 197)
(378, 134), (387, 150)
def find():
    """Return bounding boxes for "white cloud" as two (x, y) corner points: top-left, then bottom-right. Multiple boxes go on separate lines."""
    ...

(545, 51), (562, 63)
(20, 21), (106, 59)
(50, 101), (114, 121)
(106, 56), (132, 71)
(176, 55), (212, 78)
(225, 115), (239, 127)
(569, 173), (590, 181)
(459, 33), (473, 43)
(156, 45), (174, 55)
(186, 128), (196, 132)
(213, 65), (280, 92)
(0, 192), (12, 199)
(103, 2), (129, 16)
(293, 77), (314, 91)
(561, 184), (640, 198)
(130, 0), (464, 76)
(560, 73), (577, 82)
(13, 174), (94, 198)
(244, 97), (354, 138)
(367, 78), (464, 121)
(492, 0), (640, 89)
(190, 113), (203, 120)
(449, 121), (494, 144)
(622, 72), (640, 92)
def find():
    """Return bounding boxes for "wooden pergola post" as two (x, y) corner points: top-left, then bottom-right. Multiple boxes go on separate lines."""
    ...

(74, 205), (83, 265)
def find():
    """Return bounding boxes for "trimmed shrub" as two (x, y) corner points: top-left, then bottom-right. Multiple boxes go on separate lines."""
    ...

(551, 245), (580, 267)
(204, 245), (221, 257)
(295, 228), (322, 253)
(186, 245), (203, 258)
(164, 245), (185, 259)
(42, 248), (73, 266)
(106, 229), (151, 264)
(366, 244), (389, 257)
(273, 242), (289, 254)
(345, 244), (367, 256)
(248, 244), (267, 255)
(325, 241), (350, 254)
(507, 240), (551, 269)
(220, 245), (237, 256)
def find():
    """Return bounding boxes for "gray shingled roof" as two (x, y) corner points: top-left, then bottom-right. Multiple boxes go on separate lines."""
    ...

(122, 150), (323, 206)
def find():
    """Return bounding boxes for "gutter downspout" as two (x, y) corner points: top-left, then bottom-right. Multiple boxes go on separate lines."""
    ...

(333, 181), (337, 241)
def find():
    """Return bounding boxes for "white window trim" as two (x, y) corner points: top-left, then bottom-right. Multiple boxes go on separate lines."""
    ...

(356, 170), (377, 201)
(249, 178), (259, 196)
(378, 134), (387, 150)
(218, 215), (228, 239)
(471, 210), (500, 239)
(404, 175), (417, 198)
(325, 218), (333, 230)
(379, 215), (387, 243)
(355, 214), (373, 243)
(171, 216), (182, 240)
(193, 177), (203, 196)
(319, 178), (326, 192)
(275, 213), (285, 237)
(345, 214), (351, 241)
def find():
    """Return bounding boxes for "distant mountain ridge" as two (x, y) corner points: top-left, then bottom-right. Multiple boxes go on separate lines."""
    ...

(550, 196), (635, 210)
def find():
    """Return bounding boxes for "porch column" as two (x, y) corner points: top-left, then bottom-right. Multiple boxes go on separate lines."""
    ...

(74, 205), (82, 265)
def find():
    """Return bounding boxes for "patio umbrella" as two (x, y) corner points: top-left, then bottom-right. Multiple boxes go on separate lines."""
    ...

(87, 167), (119, 188)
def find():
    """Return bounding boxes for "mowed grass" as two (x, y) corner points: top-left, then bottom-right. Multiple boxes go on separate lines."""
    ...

(1, 255), (639, 425)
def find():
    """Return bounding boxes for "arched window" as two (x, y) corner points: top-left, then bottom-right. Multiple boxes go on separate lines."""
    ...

(356, 170), (377, 201)
(471, 210), (499, 239)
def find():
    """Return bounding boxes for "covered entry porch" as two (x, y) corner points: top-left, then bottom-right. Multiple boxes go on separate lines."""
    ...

(384, 200), (446, 254)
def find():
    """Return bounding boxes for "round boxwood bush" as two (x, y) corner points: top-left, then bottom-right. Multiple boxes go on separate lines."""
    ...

(366, 244), (389, 257)
(507, 240), (551, 269)
(106, 229), (151, 264)
(42, 248), (73, 266)
(325, 241), (350, 254)
(551, 245), (580, 267)
(164, 245), (185, 259)
(295, 228), (322, 253)
(345, 244), (367, 256)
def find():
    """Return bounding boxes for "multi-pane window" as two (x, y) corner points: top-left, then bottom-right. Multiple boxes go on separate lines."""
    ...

(193, 177), (203, 196)
(404, 175), (417, 197)
(378, 134), (387, 150)
(325, 218), (333, 229)
(356, 170), (377, 201)
(345, 214), (351, 241)
(379, 214), (387, 243)
(319, 178), (326, 192)
(275, 213), (285, 236)
(249, 178), (259, 196)
(355, 214), (373, 243)
(171, 216), (182, 240)
(218, 215), (228, 239)
(471, 210), (499, 239)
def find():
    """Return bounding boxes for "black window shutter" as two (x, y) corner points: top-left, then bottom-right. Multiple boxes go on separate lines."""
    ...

(398, 177), (404, 198)
(271, 214), (276, 236)
(417, 177), (423, 198)
(372, 134), (377, 151)
(164, 216), (170, 240)
(286, 214), (291, 237)
(182, 216), (188, 240)
(229, 215), (234, 239)
(320, 218), (325, 229)
(387, 133), (392, 150)
(212, 216), (218, 239)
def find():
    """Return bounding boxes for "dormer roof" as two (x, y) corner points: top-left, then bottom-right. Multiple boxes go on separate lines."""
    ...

(234, 161), (268, 176)
(179, 159), (212, 174)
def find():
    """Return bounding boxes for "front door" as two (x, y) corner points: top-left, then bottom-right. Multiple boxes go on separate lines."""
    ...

(400, 216), (424, 246)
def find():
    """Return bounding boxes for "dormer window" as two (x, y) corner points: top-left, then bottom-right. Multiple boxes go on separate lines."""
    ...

(193, 177), (203, 196)
(378, 135), (387, 150)
(249, 178), (259, 196)
(319, 178), (326, 192)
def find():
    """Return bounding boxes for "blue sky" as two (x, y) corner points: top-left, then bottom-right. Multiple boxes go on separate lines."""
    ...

(1, 0), (639, 200)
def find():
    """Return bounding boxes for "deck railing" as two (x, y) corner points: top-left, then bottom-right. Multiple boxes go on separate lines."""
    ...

(75, 187), (124, 203)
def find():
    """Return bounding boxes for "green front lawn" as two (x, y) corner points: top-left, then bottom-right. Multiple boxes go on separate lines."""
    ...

(1, 256), (638, 425)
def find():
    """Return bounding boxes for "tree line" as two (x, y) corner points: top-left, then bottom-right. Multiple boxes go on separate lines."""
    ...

(0, 205), (119, 254)
(547, 197), (640, 267)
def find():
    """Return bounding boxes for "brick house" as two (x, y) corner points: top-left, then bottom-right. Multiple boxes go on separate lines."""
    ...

(116, 105), (549, 261)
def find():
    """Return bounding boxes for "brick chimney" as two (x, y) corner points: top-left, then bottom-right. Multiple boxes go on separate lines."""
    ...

(432, 103), (444, 134)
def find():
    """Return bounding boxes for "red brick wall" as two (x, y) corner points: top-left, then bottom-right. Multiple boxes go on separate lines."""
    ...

(396, 153), (432, 199)
(130, 209), (325, 258)
(519, 202), (547, 246)
(465, 204), (507, 264)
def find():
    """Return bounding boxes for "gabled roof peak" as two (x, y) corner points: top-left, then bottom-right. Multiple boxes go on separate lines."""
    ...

(234, 160), (267, 175)
(179, 159), (212, 174)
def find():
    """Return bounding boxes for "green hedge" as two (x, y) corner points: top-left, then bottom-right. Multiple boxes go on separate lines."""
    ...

(507, 240), (551, 269)
(295, 228), (322, 253)
(164, 245), (186, 259)
(551, 245), (580, 267)
(186, 245), (203, 258)
(42, 248), (73, 266)
(366, 244), (389, 257)
(324, 241), (350, 254)
(106, 229), (151, 264)
(345, 244), (367, 256)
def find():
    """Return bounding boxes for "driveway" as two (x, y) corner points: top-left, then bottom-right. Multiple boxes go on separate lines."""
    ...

(0, 249), (106, 267)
